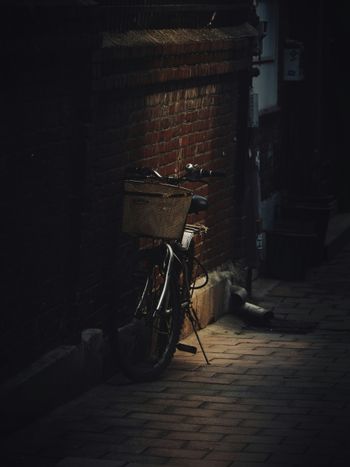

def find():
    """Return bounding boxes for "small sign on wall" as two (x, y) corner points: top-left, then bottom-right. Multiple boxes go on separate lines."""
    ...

(283, 43), (304, 81)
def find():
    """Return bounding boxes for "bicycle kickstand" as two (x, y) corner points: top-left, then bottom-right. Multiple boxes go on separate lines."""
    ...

(186, 306), (210, 365)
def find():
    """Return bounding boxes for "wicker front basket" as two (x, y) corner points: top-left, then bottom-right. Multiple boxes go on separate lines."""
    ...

(122, 180), (193, 240)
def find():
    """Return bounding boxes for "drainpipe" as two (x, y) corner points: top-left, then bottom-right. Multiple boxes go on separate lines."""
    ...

(245, 69), (261, 298)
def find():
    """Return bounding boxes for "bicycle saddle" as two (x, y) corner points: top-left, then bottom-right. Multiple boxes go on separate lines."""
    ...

(189, 195), (208, 214)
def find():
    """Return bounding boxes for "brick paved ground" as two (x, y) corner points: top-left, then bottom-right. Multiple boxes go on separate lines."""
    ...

(2, 244), (350, 467)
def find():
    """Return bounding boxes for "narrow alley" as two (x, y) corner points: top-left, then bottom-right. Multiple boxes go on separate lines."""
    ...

(2, 242), (350, 467)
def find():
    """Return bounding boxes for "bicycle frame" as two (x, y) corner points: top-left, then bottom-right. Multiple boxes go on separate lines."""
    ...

(152, 243), (175, 317)
(158, 223), (210, 363)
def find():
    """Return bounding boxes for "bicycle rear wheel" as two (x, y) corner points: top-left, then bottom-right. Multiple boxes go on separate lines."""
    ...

(117, 247), (183, 382)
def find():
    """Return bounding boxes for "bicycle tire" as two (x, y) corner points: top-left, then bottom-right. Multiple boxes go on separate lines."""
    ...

(117, 247), (184, 382)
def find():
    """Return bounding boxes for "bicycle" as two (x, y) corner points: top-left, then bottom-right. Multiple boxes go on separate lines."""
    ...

(116, 163), (225, 382)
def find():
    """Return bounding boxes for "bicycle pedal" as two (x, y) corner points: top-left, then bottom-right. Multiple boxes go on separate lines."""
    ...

(176, 343), (197, 354)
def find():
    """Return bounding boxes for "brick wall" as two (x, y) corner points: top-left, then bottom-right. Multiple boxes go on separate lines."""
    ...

(77, 28), (256, 333)
(1, 21), (256, 380)
(1, 36), (93, 380)
(90, 80), (238, 272)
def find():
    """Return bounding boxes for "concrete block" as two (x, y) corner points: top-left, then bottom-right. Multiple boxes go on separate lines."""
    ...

(0, 329), (106, 436)
(81, 328), (104, 387)
(181, 264), (236, 338)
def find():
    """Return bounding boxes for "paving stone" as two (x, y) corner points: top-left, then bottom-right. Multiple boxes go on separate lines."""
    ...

(55, 458), (126, 467)
(165, 460), (231, 467)
(103, 453), (169, 464)
(144, 447), (207, 459)
(144, 421), (202, 432)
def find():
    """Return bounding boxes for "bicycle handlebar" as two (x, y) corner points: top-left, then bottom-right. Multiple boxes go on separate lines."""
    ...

(125, 163), (225, 183)
(124, 167), (162, 179)
(185, 163), (225, 180)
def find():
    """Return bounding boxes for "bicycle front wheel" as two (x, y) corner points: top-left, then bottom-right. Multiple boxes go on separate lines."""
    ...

(117, 247), (183, 382)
